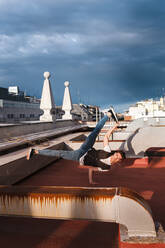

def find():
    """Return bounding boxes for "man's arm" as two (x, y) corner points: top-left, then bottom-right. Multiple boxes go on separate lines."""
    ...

(103, 123), (118, 147)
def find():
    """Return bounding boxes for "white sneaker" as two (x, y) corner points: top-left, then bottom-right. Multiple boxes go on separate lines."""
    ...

(108, 107), (118, 123)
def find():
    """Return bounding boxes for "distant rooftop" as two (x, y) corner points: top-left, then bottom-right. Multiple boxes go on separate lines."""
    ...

(0, 86), (40, 104)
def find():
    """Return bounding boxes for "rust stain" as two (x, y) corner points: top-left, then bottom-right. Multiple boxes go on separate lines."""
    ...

(0, 186), (150, 213)
(0, 190), (115, 211)
(0, 186), (116, 204)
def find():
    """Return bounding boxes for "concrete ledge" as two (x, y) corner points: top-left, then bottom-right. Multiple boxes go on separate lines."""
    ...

(0, 186), (156, 238)
(0, 125), (87, 154)
(145, 147), (165, 157)
(120, 126), (165, 157)
(0, 120), (81, 139)
(0, 142), (68, 185)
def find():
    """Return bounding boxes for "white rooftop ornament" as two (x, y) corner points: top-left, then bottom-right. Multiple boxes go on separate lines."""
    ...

(40, 72), (56, 122)
(62, 81), (73, 120)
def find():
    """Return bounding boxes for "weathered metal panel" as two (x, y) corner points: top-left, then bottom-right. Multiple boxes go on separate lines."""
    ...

(0, 186), (156, 237)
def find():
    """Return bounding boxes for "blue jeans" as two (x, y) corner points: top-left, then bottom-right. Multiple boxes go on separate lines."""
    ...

(38, 115), (109, 161)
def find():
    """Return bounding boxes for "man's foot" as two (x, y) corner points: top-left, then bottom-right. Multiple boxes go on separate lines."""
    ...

(27, 148), (35, 160)
(108, 107), (118, 123)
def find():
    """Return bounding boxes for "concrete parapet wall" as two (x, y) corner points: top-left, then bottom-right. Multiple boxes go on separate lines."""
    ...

(0, 120), (79, 139)
(0, 142), (67, 185)
(112, 132), (131, 140)
(121, 126), (165, 157)
(125, 117), (165, 132)
(67, 140), (124, 151)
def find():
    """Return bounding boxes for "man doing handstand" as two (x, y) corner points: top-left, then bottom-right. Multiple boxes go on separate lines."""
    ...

(27, 107), (125, 183)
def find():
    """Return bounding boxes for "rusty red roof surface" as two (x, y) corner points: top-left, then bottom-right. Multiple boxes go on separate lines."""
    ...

(0, 216), (119, 248)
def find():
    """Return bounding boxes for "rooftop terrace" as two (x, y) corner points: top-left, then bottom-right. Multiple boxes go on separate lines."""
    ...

(1, 117), (165, 247)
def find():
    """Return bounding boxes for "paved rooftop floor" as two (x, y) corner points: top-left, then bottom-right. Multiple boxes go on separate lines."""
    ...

(0, 216), (119, 248)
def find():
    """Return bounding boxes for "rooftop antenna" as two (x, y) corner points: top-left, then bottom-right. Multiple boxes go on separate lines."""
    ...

(77, 88), (81, 104)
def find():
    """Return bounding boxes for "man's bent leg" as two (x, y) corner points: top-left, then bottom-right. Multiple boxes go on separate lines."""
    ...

(37, 149), (79, 161)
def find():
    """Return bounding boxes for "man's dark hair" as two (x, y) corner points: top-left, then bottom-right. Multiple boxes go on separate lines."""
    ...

(117, 150), (126, 160)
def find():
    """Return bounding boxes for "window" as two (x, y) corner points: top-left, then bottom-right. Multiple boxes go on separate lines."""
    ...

(7, 114), (14, 119)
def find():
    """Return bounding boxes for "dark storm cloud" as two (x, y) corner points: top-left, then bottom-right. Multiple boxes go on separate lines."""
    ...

(0, 0), (165, 112)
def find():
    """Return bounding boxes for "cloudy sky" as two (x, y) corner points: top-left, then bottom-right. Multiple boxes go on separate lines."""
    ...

(0, 0), (165, 112)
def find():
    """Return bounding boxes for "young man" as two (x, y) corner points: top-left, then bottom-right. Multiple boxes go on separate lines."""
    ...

(27, 107), (125, 183)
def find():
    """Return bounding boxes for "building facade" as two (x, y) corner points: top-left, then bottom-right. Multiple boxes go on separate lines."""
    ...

(0, 87), (42, 123)
(56, 104), (102, 121)
(0, 83), (102, 123)
(126, 97), (165, 120)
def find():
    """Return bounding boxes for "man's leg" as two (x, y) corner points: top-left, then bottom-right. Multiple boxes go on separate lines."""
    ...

(27, 113), (110, 161)
(27, 148), (79, 161)
(78, 115), (109, 158)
